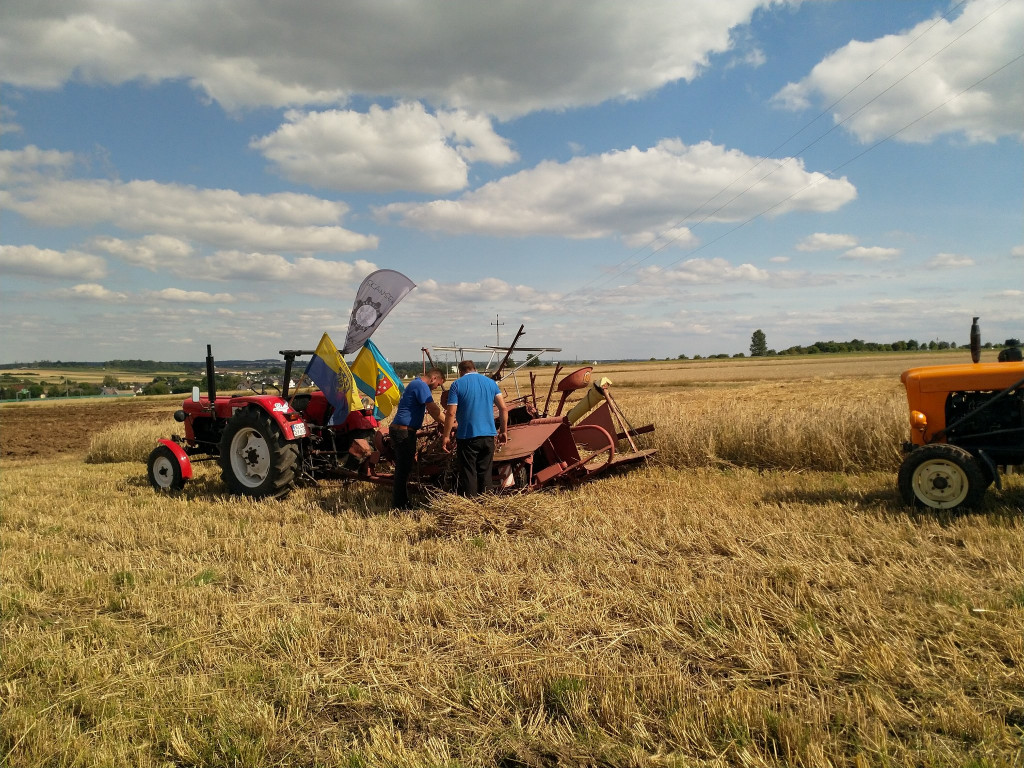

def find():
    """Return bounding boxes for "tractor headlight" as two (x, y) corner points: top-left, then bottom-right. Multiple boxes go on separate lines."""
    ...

(910, 410), (927, 431)
(291, 422), (307, 438)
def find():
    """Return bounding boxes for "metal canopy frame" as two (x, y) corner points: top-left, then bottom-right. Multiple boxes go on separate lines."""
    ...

(430, 324), (561, 398)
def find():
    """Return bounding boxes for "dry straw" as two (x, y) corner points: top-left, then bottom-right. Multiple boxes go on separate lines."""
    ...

(3, 361), (1022, 767)
(634, 389), (907, 473)
(84, 420), (183, 464)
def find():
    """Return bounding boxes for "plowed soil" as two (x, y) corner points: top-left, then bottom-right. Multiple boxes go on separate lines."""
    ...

(1, 398), (174, 460)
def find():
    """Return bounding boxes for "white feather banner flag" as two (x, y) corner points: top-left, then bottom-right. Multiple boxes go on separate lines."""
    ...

(340, 269), (416, 355)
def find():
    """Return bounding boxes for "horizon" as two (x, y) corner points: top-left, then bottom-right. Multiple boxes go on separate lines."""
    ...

(4, 332), (1008, 369)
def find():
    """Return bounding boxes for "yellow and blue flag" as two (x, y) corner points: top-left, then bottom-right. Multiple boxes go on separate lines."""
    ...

(304, 332), (362, 425)
(351, 339), (404, 419)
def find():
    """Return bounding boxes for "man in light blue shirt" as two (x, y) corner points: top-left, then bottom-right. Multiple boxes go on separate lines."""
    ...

(441, 360), (508, 495)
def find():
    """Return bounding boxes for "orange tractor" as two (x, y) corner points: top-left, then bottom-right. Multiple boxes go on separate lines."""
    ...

(898, 318), (1024, 511)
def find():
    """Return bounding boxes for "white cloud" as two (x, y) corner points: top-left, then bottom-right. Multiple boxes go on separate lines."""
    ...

(252, 103), (516, 193)
(726, 46), (766, 70)
(773, 0), (1024, 144)
(641, 257), (771, 285)
(622, 227), (698, 250)
(0, 146), (75, 188)
(147, 288), (236, 304)
(51, 283), (234, 305)
(769, 256), (790, 263)
(21, 235), (379, 296)
(90, 235), (194, 270)
(415, 277), (562, 308)
(6, 178), (378, 253)
(0, 244), (106, 280)
(927, 252), (974, 268)
(795, 232), (858, 252)
(1012, 245), (1024, 257)
(423, 277), (513, 301)
(57, 283), (128, 302)
(0, 1), (783, 117)
(381, 139), (856, 241)
(841, 246), (901, 261)
(187, 252), (378, 295)
(436, 110), (519, 165)
(0, 102), (20, 135)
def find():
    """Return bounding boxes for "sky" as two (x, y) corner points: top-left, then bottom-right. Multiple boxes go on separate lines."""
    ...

(1, 0), (1022, 364)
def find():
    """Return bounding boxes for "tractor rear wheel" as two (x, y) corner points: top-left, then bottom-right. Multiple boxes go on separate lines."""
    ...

(218, 407), (298, 498)
(148, 444), (186, 492)
(898, 444), (987, 512)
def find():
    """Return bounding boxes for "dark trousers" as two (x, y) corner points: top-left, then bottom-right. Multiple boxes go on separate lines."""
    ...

(391, 428), (417, 509)
(456, 436), (495, 496)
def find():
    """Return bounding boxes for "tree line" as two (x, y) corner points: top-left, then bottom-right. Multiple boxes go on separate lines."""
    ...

(0, 372), (246, 400)
(665, 331), (1013, 361)
(753, 336), (965, 357)
(742, 328), (1017, 359)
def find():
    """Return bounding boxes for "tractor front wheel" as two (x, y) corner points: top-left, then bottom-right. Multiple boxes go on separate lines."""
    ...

(898, 444), (987, 512)
(219, 407), (298, 498)
(147, 444), (186, 492)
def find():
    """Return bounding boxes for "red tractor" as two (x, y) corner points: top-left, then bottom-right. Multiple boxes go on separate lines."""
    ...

(146, 345), (373, 498)
(898, 318), (1024, 512)
(147, 330), (656, 499)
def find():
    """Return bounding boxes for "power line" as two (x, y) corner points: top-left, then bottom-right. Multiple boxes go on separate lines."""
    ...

(560, 0), (1012, 303)
(604, 49), (1024, 300)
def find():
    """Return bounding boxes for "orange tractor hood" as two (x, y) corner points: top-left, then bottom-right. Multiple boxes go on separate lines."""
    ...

(902, 362), (1024, 393)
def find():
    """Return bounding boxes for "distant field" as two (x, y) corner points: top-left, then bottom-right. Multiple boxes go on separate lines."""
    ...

(2, 353), (1021, 767)
(0, 367), (197, 385)
(502, 348), (982, 397)
(597, 348), (988, 381)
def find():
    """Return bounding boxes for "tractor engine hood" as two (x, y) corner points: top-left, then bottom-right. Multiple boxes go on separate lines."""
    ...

(902, 362), (1024, 393)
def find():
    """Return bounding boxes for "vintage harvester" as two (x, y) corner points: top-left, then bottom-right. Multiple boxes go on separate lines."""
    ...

(402, 324), (657, 492)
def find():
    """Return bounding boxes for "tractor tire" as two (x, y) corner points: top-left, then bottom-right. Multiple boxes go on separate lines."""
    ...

(147, 444), (186, 493)
(218, 407), (298, 498)
(512, 461), (532, 490)
(898, 444), (987, 512)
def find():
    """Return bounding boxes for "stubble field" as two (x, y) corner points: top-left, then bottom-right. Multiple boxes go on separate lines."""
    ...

(1, 354), (1022, 767)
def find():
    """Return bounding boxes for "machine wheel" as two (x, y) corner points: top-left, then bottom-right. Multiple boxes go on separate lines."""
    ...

(512, 461), (532, 490)
(147, 444), (186, 492)
(898, 444), (987, 511)
(218, 407), (298, 498)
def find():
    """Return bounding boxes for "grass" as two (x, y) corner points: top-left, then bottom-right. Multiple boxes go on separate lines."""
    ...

(2, 362), (1023, 767)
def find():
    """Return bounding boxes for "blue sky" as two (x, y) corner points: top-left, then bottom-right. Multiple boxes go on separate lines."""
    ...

(1, 0), (1021, 363)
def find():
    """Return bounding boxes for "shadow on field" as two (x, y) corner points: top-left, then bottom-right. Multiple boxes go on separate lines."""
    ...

(765, 484), (1024, 524)
(764, 485), (898, 510)
(310, 485), (395, 518)
(120, 467), (240, 502)
(123, 475), (151, 490)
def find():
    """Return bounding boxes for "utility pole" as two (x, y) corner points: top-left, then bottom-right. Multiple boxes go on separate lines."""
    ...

(491, 313), (505, 346)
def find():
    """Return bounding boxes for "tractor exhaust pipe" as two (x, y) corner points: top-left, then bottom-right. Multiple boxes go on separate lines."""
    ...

(206, 344), (218, 402)
(970, 317), (981, 364)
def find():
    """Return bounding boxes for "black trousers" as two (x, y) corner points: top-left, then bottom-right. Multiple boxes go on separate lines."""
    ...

(391, 428), (417, 509)
(456, 435), (495, 496)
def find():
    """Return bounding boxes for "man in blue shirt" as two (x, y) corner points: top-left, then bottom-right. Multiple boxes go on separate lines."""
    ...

(441, 360), (508, 496)
(390, 368), (446, 509)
